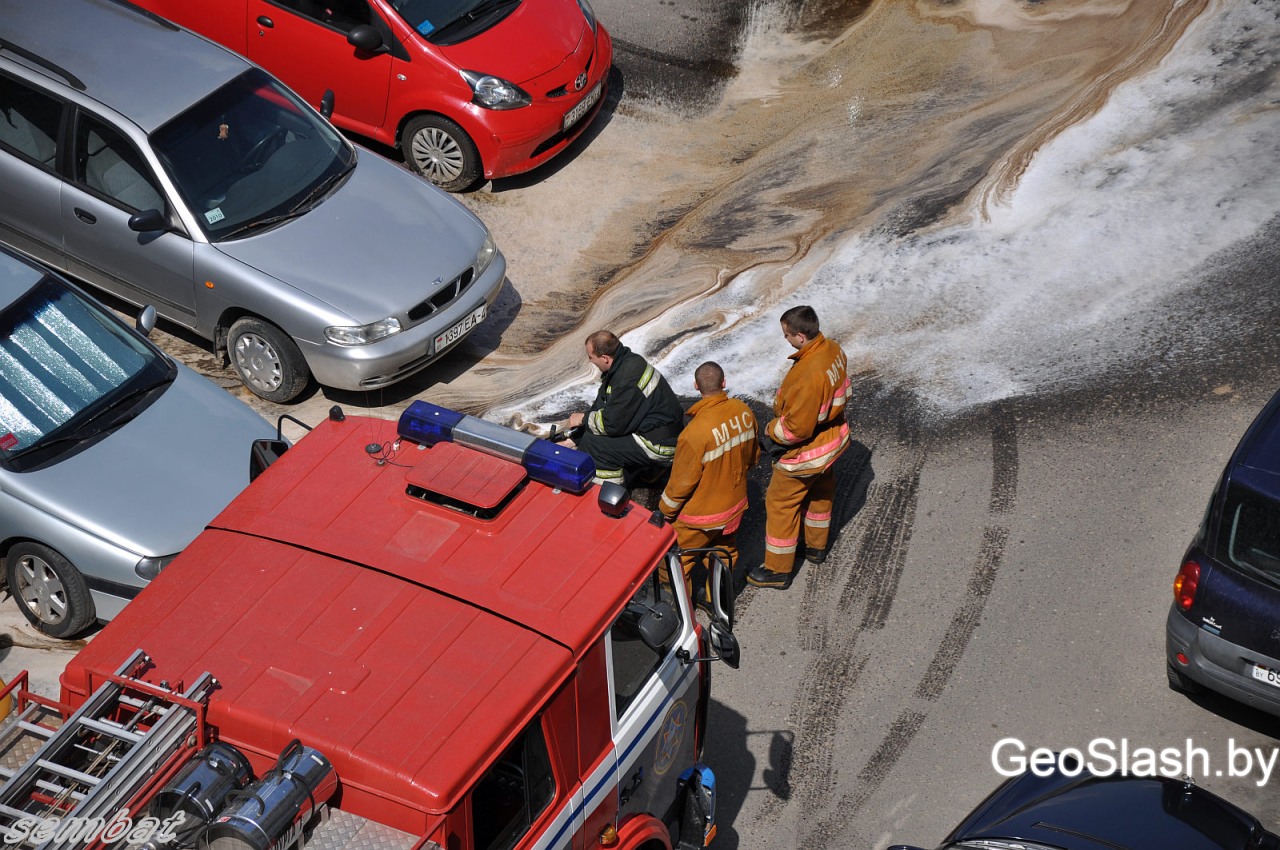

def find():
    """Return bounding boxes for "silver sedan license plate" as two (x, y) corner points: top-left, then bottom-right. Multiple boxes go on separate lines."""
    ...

(434, 304), (486, 351)
(563, 81), (602, 132)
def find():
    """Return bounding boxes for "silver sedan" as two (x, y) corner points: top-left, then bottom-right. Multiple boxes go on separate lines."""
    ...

(0, 247), (276, 637)
(0, 0), (506, 403)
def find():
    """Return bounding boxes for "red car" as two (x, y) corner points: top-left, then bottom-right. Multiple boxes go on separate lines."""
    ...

(138, 0), (612, 191)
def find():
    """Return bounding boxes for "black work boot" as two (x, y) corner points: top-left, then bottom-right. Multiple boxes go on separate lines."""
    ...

(745, 563), (792, 590)
(804, 547), (828, 565)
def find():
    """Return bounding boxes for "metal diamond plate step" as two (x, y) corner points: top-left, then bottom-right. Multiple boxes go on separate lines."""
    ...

(304, 808), (420, 850)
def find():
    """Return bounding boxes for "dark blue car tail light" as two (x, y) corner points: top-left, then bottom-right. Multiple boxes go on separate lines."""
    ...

(1175, 559), (1201, 610)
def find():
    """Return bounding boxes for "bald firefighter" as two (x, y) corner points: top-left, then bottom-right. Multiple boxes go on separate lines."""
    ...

(567, 330), (683, 487)
(659, 362), (760, 599)
(747, 306), (851, 590)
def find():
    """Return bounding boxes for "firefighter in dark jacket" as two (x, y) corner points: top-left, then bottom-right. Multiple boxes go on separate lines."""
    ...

(567, 330), (684, 486)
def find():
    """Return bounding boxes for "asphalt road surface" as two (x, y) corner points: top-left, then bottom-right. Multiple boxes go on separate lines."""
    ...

(711, 368), (1280, 848)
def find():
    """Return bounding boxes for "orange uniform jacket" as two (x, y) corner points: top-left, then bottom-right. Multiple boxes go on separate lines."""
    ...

(660, 393), (760, 529)
(768, 333), (850, 476)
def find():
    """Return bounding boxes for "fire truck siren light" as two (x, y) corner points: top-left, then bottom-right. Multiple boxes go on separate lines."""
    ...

(398, 401), (596, 494)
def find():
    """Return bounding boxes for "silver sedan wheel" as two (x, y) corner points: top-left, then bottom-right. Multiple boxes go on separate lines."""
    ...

(228, 317), (309, 404)
(233, 330), (283, 394)
(6, 543), (93, 638)
(13, 552), (69, 627)
(410, 126), (466, 185)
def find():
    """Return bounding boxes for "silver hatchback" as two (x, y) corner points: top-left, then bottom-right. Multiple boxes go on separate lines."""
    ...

(0, 246), (276, 638)
(0, 0), (506, 403)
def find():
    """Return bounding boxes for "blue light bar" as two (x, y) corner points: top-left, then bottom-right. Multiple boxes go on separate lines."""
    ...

(398, 400), (596, 494)
(525, 440), (596, 494)
(397, 401), (464, 446)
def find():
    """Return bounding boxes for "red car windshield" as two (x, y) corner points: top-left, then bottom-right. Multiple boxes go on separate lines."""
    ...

(392, 0), (520, 43)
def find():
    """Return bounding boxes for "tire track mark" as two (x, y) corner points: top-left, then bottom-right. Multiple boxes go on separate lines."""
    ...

(797, 437), (914, 652)
(802, 406), (1019, 844)
(759, 433), (923, 823)
(810, 524), (1009, 839)
(857, 457), (925, 632)
(912, 412), (1016, 702)
(914, 524), (1008, 701)
(756, 651), (871, 822)
(989, 413), (1018, 515)
(796, 445), (879, 652)
(815, 708), (928, 826)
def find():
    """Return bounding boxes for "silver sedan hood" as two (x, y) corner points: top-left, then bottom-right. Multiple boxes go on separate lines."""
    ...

(214, 151), (490, 324)
(12, 366), (274, 560)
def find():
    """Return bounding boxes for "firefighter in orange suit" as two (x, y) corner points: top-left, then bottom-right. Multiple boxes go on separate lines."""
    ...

(659, 362), (760, 599)
(747, 306), (850, 590)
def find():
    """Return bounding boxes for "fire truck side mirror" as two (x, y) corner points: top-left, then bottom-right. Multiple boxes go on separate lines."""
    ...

(708, 551), (735, 630)
(637, 602), (680, 651)
(249, 438), (291, 482)
(598, 482), (629, 518)
(708, 618), (740, 669)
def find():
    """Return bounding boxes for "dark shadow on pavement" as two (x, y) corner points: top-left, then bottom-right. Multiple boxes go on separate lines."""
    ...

(825, 439), (875, 554)
(701, 696), (755, 850)
(1173, 682), (1280, 739)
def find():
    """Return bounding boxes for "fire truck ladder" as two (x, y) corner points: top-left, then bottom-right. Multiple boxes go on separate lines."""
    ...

(0, 648), (216, 850)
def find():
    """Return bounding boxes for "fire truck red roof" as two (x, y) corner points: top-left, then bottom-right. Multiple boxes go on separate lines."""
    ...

(61, 414), (676, 824)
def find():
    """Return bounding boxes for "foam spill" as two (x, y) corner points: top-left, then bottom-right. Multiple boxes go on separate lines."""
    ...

(497, 0), (1279, 426)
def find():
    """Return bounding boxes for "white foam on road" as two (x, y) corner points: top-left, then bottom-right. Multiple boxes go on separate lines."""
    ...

(636, 0), (1280, 415)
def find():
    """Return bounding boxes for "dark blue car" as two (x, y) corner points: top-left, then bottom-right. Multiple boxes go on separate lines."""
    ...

(1166, 387), (1280, 713)
(890, 767), (1278, 850)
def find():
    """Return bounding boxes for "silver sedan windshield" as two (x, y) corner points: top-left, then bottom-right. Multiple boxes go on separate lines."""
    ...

(151, 69), (355, 242)
(0, 278), (169, 467)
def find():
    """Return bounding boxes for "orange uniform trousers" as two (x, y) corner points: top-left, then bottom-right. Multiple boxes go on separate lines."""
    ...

(763, 464), (835, 575)
(667, 517), (741, 598)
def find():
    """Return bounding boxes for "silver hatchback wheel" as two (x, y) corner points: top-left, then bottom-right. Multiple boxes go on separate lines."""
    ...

(5, 542), (93, 639)
(401, 115), (481, 192)
(228, 317), (309, 403)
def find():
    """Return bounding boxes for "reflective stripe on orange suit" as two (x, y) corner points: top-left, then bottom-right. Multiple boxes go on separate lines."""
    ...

(659, 392), (759, 586)
(764, 333), (850, 574)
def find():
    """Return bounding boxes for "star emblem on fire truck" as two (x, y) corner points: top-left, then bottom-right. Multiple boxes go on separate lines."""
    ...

(653, 701), (688, 776)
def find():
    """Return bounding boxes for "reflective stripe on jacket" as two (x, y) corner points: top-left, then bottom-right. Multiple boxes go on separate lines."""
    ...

(768, 333), (850, 476)
(660, 393), (759, 529)
(586, 345), (682, 445)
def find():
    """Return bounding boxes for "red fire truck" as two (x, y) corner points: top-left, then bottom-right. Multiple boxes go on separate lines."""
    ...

(0, 402), (740, 850)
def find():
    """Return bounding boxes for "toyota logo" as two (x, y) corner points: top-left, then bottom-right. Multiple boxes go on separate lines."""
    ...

(574, 72), (587, 92)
